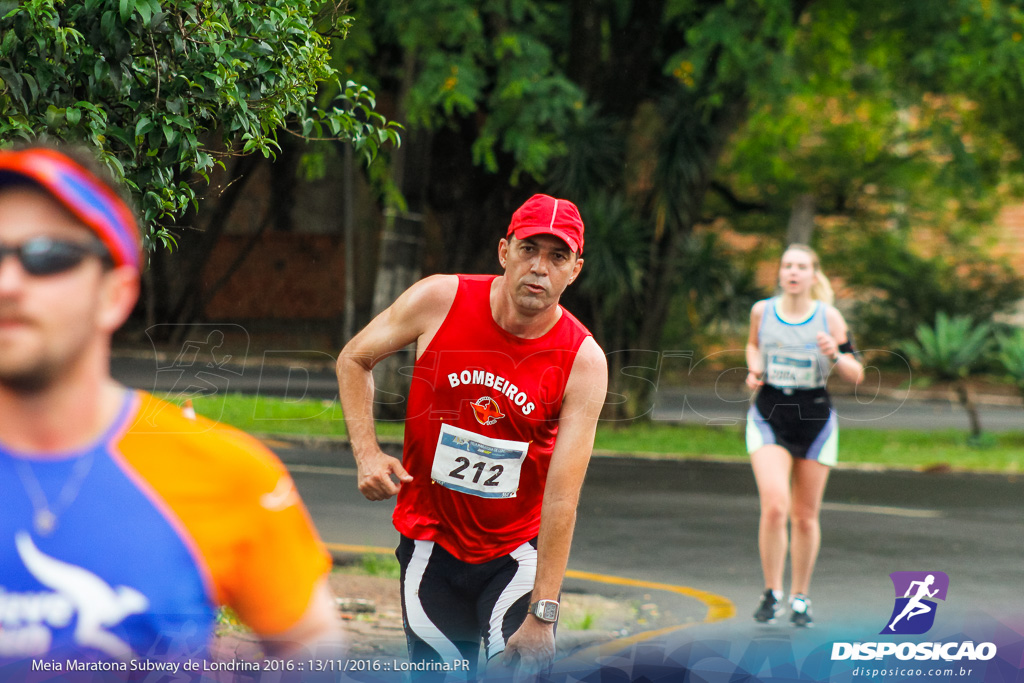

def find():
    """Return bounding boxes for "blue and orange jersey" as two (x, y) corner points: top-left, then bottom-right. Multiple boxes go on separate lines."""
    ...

(0, 390), (331, 664)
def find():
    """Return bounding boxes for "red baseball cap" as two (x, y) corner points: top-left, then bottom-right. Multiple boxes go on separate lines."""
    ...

(506, 194), (584, 254)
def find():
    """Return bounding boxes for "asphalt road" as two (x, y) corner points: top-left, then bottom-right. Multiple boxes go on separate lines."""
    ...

(279, 445), (1024, 640)
(111, 350), (1024, 678)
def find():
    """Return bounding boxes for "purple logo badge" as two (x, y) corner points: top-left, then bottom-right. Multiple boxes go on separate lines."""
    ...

(881, 571), (949, 635)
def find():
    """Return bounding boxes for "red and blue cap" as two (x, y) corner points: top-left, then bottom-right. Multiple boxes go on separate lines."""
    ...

(0, 147), (142, 270)
(506, 194), (584, 254)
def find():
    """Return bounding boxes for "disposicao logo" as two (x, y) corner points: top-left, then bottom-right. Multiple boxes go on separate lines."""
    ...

(831, 570), (997, 663)
(882, 571), (949, 635)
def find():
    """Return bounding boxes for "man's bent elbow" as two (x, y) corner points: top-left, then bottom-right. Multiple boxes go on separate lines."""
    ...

(337, 348), (376, 378)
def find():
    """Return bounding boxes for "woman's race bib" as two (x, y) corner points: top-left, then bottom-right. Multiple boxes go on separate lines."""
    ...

(766, 350), (818, 388)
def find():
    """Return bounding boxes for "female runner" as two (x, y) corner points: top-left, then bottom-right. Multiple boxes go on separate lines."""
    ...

(745, 244), (864, 627)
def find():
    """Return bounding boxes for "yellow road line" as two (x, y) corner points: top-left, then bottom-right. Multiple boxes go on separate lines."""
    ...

(325, 542), (735, 654)
(326, 542), (394, 555)
(564, 569), (735, 622)
(259, 437), (295, 449)
(562, 568), (735, 659)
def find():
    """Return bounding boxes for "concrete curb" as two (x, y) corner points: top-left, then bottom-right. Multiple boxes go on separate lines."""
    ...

(265, 434), (1024, 478)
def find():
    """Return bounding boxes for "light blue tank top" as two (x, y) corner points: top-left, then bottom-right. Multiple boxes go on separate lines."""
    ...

(758, 297), (831, 391)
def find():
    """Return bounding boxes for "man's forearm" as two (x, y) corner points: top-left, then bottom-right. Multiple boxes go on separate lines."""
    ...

(336, 354), (381, 458)
(532, 499), (578, 601)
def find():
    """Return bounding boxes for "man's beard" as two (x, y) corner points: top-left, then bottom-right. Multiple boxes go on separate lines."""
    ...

(0, 336), (71, 395)
(0, 362), (61, 394)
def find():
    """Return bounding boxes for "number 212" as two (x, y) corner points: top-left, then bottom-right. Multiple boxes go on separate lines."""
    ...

(449, 457), (503, 486)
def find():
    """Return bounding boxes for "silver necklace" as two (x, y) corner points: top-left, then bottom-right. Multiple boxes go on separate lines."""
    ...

(14, 453), (95, 536)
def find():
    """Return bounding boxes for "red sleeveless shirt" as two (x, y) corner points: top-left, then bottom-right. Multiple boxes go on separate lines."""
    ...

(393, 274), (592, 563)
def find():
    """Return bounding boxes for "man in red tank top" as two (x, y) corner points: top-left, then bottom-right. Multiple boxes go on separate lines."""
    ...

(338, 194), (608, 678)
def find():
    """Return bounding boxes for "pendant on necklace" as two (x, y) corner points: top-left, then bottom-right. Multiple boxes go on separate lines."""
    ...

(34, 509), (57, 535)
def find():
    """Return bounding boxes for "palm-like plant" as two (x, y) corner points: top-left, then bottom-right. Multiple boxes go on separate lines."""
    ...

(995, 329), (1024, 401)
(901, 312), (993, 439)
(572, 193), (650, 422)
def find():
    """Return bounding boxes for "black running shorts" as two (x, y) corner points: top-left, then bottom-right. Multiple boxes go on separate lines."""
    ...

(396, 534), (537, 678)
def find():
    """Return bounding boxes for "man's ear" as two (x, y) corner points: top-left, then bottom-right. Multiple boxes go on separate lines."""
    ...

(97, 266), (140, 334)
(498, 237), (510, 269)
(569, 256), (584, 284)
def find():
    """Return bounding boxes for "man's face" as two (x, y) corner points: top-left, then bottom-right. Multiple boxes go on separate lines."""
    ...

(0, 187), (116, 392)
(499, 234), (583, 312)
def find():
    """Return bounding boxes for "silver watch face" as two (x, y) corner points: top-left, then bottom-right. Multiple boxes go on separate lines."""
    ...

(535, 600), (559, 621)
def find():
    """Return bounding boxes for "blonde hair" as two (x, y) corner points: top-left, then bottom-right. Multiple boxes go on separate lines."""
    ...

(782, 243), (834, 305)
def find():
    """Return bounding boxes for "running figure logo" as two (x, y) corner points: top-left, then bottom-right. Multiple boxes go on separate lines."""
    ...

(881, 571), (949, 635)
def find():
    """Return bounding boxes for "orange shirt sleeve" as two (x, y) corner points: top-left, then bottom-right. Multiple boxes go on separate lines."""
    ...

(117, 393), (332, 636)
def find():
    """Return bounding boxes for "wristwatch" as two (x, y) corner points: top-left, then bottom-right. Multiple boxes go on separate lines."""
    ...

(529, 599), (560, 623)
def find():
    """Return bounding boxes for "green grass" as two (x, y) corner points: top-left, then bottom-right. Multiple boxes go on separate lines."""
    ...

(563, 612), (595, 631)
(213, 606), (248, 636)
(170, 392), (405, 441)
(356, 553), (401, 579)
(332, 553), (402, 579)
(164, 393), (1024, 474)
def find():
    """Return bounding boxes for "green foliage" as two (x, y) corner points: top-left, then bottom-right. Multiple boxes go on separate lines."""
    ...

(995, 328), (1024, 396)
(546, 107), (624, 200)
(677, 232), (765, 332)
(901, 310), (993, 440)
(562, 611), (595, 631)
(339, 0), (1024, 387)
(661, 231), (766, 350)
(357, 553), (400, 579)
(572, 193), (650, 340)
(841, 231), (1024, 351)
(901, 312), (993, 382)
(339, 0), (584, 185)
(712, 0), (1024, 257)
(855, 0), (1024, 163)
(213, 606), (246, 634)
(0, 0), (400, 249)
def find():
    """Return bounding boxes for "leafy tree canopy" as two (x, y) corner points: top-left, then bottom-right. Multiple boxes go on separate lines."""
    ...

(712, 0), (1024, 236)
(0, 0), (400, 249)
(337, 1), (1024, 398)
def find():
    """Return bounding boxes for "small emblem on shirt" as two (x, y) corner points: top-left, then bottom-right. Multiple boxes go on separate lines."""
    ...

(470, 396), (506, 426)
(260, 476), (300, 511)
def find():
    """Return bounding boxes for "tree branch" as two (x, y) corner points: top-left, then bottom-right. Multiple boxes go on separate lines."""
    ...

(709, 180), (770, 213)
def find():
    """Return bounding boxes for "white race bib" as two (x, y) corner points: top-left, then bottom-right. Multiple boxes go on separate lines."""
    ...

(431, 424), (528, 499)
(766, 351), (818, 388)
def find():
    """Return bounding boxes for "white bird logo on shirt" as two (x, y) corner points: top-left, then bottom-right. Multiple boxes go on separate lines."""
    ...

(15, 532), (149, 659)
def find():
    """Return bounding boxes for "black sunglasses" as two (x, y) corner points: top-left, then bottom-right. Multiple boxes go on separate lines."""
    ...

(0, 237), (111, 276)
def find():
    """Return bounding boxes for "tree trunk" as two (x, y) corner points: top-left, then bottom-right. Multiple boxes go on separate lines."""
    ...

(954, 379), (983, 440)
(165, 153), (261, 342)
(786, 193), (816, 246)
(619, 90), (750, 419)
(368, 126), (431, 420)
(341, 142), (356, 347)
